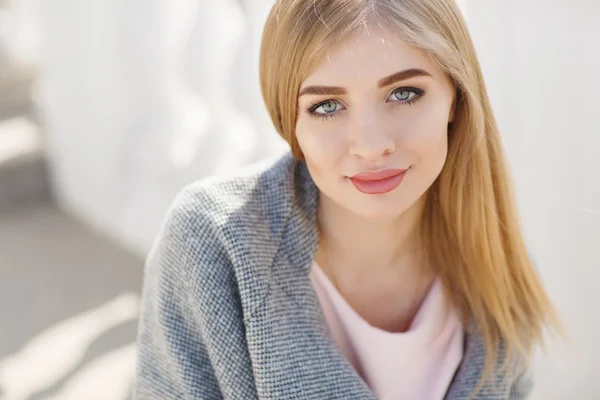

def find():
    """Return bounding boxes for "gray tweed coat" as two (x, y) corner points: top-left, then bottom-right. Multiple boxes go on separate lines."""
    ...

(134, 151), (533, 399)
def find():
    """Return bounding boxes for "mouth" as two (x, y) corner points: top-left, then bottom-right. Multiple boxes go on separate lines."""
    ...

(348, 168), (409, 195)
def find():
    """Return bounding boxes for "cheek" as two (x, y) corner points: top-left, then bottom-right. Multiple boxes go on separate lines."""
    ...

(295, 121), (346, 177)
(400, 110), (449, 169)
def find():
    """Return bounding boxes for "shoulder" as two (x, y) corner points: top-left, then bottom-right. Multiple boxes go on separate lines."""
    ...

(160, 151), (298, 242)
(146, 151), (306, 317)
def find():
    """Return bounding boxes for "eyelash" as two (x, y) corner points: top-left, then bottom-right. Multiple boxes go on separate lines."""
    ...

(306, 87), (425, 121)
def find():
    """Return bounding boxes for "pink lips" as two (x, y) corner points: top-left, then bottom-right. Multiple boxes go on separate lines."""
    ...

(349, 168), (408, 194)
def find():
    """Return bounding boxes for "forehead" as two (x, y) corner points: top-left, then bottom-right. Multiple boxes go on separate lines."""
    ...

(301, 24), (442, 88)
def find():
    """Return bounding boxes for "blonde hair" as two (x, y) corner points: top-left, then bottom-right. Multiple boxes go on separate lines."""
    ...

(260, 0), (561, 393)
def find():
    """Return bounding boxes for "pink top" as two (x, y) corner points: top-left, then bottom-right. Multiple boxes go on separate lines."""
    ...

(310, 262), (464, 400)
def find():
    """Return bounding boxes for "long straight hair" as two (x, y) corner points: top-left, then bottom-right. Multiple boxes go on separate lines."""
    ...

(259, 0), (561, 392)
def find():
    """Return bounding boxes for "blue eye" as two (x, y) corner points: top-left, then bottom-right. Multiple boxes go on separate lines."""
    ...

(314, 100), (340, 114)
(307, 100), (345, 120)
(389, 88), (418, 102)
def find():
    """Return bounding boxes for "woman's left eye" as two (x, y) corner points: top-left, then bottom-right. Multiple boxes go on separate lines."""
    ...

(387, 88), (423, 103)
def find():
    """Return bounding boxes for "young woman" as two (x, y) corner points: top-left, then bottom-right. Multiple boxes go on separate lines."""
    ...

(134, 1), (560, 399)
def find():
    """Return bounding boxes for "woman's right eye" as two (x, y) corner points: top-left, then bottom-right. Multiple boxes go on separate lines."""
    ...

(309, 100), (343, 115)
(317, 101), (338, 114)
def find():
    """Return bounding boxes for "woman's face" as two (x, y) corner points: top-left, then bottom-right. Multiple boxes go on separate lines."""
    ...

(295, 24), (456, 220)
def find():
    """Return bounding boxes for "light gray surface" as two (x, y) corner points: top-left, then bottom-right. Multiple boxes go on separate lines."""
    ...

(0, 200), (142, 400)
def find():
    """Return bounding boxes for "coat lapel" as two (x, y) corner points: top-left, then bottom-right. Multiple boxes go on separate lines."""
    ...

(444, 326), (513, 399)
(246, 243), (377, 399)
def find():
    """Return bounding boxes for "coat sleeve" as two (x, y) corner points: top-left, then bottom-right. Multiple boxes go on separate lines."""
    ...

(133, 190), (223, 400)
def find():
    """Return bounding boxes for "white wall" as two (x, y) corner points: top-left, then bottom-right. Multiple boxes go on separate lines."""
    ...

(467, 1), (600, 398)
(0, 0), (39, 65)
(34, 0), (285, 254)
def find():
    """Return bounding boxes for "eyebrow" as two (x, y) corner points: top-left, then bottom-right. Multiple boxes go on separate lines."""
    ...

(298, 68), (432, 97)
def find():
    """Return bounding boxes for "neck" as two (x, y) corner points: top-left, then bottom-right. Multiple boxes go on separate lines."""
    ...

(316, 193), (428, 277)
(314, 192), (436, 332)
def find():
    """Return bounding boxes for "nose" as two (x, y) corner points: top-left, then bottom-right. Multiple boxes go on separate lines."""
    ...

(348, 111), (395, 160)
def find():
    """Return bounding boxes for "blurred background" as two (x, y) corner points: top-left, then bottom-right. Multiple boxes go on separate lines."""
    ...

(0, 0), (598, 399)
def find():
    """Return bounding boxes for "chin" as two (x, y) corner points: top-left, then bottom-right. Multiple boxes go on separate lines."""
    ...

(345, 197), (414, 221)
